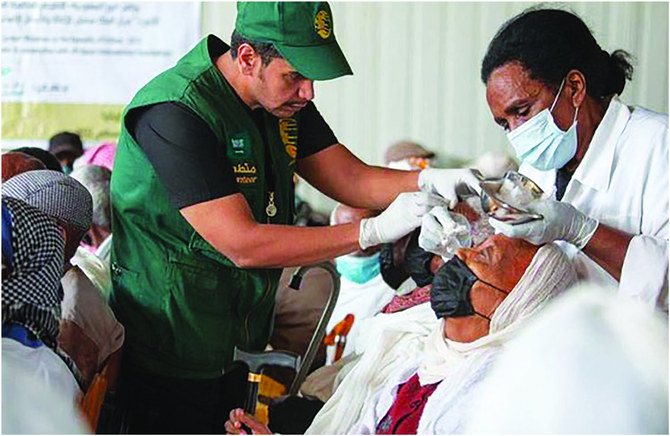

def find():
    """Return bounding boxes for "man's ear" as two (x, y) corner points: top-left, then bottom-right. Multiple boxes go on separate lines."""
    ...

(236, 43), (260, 76)
(566, 69), (587, 107)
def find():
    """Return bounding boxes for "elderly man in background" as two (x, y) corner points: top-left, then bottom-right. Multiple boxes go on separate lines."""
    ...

(3, 170), (124, 389)
(71, 165), (113, 255)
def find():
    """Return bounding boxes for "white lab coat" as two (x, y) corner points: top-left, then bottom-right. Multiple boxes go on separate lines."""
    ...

(520, 97), (668, 309)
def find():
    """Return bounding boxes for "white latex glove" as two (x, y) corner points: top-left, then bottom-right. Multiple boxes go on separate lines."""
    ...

(359, 192), (445, 250)
(419, 206), (471, 259)
(489, 198), (598, 249)
(417, 168), (482, 208)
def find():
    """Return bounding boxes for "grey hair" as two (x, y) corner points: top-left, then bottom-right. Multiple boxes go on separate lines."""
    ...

(70, 165), (111, 231)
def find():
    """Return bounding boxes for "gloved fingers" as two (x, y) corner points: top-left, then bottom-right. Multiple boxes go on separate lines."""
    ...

(488, 217), (525, 238)
(429, 206), (457, 229)
(457, 169), (484, 196)
(406, 192), (448, 216)
(419, 213), (444, 250)
(418, 192), (450, 208)
(489, 217), (545, 245)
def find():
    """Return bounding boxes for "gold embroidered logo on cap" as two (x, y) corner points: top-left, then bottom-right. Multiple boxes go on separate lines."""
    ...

(314, 10), (331, 39)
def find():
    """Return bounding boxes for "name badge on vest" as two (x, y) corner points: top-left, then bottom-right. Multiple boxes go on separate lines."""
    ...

(228, 134), (252, 158)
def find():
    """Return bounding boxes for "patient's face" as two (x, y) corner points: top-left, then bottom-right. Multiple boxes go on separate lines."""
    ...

(456, 233), (537, 292)
(444, 234), (538, 342)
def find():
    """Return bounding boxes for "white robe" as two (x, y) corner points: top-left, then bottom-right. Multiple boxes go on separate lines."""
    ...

(306, 244), (577, 434)
(325, 273), (395, 364)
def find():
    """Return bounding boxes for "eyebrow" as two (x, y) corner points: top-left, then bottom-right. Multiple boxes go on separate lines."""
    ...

(286, 71), (306, 80)
(504, 98), (531, 115)
(493, 98), (532, 127)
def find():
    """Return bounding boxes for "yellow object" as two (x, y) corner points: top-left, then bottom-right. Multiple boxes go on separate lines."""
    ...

(255, 374), (287, 424)
(2, 102), (123, 140)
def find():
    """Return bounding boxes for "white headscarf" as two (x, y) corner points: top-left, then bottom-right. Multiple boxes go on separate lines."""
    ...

(418, 242), (577, 384)
(307, 243), (577, 434)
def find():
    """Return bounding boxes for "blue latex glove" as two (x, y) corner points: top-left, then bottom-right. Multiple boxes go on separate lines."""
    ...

(489, 198), (598, 249)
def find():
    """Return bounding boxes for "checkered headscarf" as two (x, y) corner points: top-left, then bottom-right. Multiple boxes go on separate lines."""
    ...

(2, 196), (64, 349)
(2, 169), (92, 233)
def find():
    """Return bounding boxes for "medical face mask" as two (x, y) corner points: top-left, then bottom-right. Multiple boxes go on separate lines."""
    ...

(380, 241), (410, 289)
(430, 256), (478, 318)
(335, 252), (381, 284)
(404, 230), (435, 287)
(506, 79), (579, 171)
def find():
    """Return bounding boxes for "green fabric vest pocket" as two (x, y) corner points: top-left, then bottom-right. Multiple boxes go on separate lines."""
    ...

(164, 253), (237, 370)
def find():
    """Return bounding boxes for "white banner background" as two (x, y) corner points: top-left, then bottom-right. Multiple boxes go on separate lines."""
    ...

(2, 1), (201, 104)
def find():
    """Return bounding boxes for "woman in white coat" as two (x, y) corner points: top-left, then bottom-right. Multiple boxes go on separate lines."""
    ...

(477, 8), (667, 308)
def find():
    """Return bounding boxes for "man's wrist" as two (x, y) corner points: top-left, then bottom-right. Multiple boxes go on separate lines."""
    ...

(359, 218), (379, 250)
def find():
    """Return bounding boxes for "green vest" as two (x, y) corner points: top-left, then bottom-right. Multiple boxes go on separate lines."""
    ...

(110, 35), (298, 379)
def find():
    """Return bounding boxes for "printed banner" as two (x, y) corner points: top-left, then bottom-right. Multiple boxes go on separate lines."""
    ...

(1, 1), (201, 144)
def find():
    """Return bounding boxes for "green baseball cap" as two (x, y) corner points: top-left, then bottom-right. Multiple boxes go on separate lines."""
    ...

(235, 2), (353, 81)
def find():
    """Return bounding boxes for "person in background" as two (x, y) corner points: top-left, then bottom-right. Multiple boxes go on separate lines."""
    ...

(75, 142), (117, 263)
(71, 165), (112, 253)
(324, 204), (394, 364)
(2, 151), (47, 182)
(109, 2), (479, 432)
(3, 170), (124, 389)
(12, 146), (63, 172)
(76, 141), (117, 172)
(1, 197), (81, 402)
(466, 284), (668, 434)
(384, 140), (436, 171)
(477, 8), (667, 308)
(49, 131), (84, 174)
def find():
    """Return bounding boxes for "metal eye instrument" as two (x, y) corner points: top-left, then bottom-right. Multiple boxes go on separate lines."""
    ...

(473, 170), (545, 225)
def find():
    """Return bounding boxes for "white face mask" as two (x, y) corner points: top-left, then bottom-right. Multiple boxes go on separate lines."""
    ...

(506, 79), (579, 171)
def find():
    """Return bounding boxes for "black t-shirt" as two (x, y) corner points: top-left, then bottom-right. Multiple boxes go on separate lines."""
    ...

(127, 100), (337, 210)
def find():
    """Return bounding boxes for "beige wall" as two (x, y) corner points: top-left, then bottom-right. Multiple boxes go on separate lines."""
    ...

(203, 2), (669, 212)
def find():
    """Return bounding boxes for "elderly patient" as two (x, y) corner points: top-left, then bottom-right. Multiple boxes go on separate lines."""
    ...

(306, 234), (577, 434)
(226, 231), (577, 434)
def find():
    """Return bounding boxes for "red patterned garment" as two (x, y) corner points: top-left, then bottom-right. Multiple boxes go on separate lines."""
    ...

(375, 373), (440, 434)
(381, 285), (431, 314)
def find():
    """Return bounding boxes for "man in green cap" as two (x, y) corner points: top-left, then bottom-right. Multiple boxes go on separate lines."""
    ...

(109, 2), (480, 432)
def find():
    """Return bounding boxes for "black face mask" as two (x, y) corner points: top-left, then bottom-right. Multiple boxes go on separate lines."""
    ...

(431, 256), (478, 318)
(379, 243), (410, 289)
(404, 230), (435, 287)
